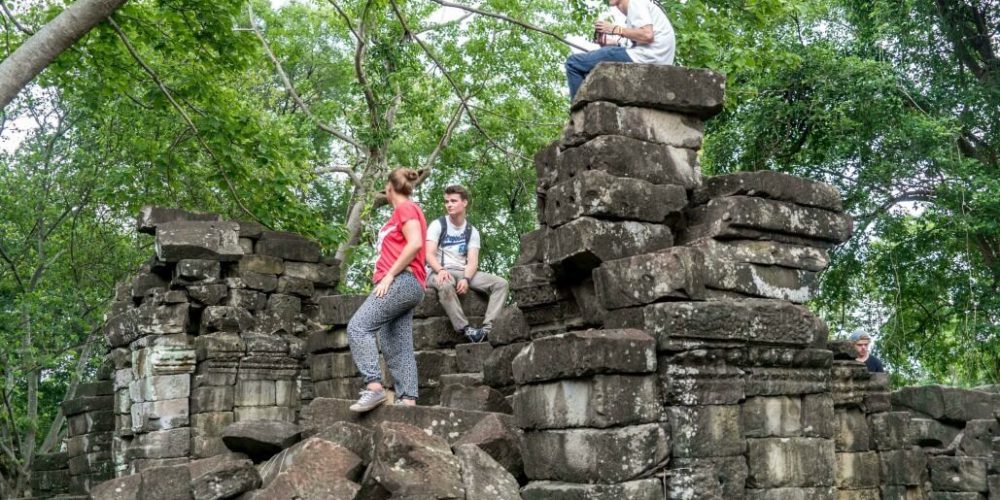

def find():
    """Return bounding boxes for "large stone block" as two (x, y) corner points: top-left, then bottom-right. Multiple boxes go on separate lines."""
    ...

(305, 328), (349, 354)
(836, 408), (871, 452)
(694, 171), (844, 211)
(836, 451), (881, 489)
(522, 423), (670, 483)
(517, 228), (548, 265)
(189, 454), (261, 500)
(668, 405), (744, 458)
(316, 294), (367, 326)
(132, 344), (197, 377)
(743, 347), (833, 397)
(746, 488), (836, 500)
(595, 247), (706, 309)
(369, 421), (464, 498)
(689, 237), (831, 272)
(880, 485), (927, 500)
(571, 63), (726, 118)
(456, 342), (493, 373)
(802, 394), (836, 438)
(412, 317), (467, 350)
(742, 396), (803, 438)
(557, 135), (701, 188)
(130, 398), (189, 432)
(879, 448), (927, 486)
(908, 417), (962, 448)
(192, 412), (235, 438)
(957, 419), (998, 457)
(128, 374), (190, 402)
(892, 385), (998, 423)
(126, 428), (191, 460)
(682, 196), (854, 247)
(511, 329), (656, 384)
(671, 456), (749, 500)
(312, 378), (363, 399)
(138, 206), (221, 234)
(139, 464), (193, 500)
(282, 261), (338, 286)
(658, 349), (746, 405)
(221, 419), (301, 462)
(544, 217), (673, 276)
(606, 299), (827, 351)
(513, 374), (662, 429)
(706, 260), (818, 303)
(453, 444), (521, 500)
(191, 386), (235, 414)
(175, 259), (221, 283)
(521, 479), (665, 500)
(545, 169), (687, 227)
(255, 231), (320, 262)
(563, 100), (705, 148)
(746, 437), (836, 488)
(186, 284), (228, 306)
(68, 410), (113, 435)
(440, 384), (511, 413)
(483, 342), (529, 388)
(200, 306), (254, 333)
(89, 473), (142, 500)
(61, 395), (113, 417)
(929, 456), (989, 492)
(414, 287), (489, 318)
(869, 412), (911, 451)
(155, 221), (243, 262)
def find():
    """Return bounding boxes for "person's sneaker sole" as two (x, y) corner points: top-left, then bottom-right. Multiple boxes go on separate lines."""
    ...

(349, 394), (386, 413)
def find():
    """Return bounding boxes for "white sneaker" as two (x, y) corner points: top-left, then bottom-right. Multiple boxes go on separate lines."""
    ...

(349, 389), (386, 412)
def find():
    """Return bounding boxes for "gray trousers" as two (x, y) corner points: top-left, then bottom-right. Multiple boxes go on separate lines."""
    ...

(347, 272), (424, 400)
(429, 269), (509, 331)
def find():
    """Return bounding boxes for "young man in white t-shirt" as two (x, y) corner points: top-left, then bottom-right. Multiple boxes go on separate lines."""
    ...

(566, 0), (676, 98)
(426, 185), (509, 343)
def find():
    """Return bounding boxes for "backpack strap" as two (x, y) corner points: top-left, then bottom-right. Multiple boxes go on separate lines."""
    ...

(436, 216), (448, 249)
(463, 223), (474, 254)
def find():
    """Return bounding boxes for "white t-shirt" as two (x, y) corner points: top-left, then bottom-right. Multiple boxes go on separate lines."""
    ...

(426, 218), (481, 272)
(625, 0), (676, 65)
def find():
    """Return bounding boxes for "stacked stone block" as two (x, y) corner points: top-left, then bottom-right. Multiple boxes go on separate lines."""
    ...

(100, 207), (339, 478)
(30, 452), (72, 497)
(61, 379), (115, 492)
(314, 289), (491, 406)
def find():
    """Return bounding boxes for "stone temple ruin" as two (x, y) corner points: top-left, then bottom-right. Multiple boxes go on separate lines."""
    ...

(25, 64), (999, 499)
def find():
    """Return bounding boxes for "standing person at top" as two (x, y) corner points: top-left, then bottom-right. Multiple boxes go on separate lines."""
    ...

(565, 0), (676, 99)
(850, 330), (886, 373)
(426, 185), (509, 343)
(347, 168), (428, 412)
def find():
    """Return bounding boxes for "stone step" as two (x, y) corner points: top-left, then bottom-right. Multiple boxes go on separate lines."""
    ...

(301, 397), (514, 445)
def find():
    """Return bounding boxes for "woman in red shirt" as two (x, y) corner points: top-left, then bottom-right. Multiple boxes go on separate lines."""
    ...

(347, 168), (428, 412)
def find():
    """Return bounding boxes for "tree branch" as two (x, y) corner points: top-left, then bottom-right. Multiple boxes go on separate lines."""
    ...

(427, 0), (588, 52)
(389, 0), (529, 162)
(0, 0), (33, 35)
(325, 0), (379, 132)
(247, 5), (366, 157)
(315, 165), (364, 188)
(108, 18), (269, 226)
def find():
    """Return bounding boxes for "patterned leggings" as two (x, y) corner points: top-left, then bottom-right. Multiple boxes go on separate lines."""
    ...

(347, 272), (424, 400)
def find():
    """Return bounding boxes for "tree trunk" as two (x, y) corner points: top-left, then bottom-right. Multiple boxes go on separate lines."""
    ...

(0, 0), (129, 108)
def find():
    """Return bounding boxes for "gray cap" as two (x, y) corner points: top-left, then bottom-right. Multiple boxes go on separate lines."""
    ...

(848, 330), (871, 342)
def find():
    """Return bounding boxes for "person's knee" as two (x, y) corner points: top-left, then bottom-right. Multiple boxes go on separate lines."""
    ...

(566, 53), (584, 72)
(495, 278), (509, 294)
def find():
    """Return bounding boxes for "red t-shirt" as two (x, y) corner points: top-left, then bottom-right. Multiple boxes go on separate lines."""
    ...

(374, 201), (428, 287)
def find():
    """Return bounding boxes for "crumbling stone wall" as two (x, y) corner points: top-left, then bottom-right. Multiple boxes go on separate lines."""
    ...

(23, 64), (1000, 500)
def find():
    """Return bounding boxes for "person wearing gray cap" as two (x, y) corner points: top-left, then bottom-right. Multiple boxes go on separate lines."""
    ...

(850, 330), (885, 373)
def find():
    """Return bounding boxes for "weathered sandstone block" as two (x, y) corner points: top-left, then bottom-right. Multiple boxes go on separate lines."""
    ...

(571, 63), (725, 118)
(511, 330), (656, 384)
(155, 221), (243, 262)
(545, 169), (687, 226)
(563, 101), (704, 148)
(522, 423), (670, 483)
(545, 217), (673, 275)
(557, 135), (700, 188)
(746, 437), (836, 488)
(682, 196), (853, 246)
(513, 374), (662, 429)
(595, 247), (706, 309)
(693, 171), (844, 211)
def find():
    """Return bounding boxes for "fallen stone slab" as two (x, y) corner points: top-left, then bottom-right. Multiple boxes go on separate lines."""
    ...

(595, 247), (706, 309)
(255, 231), (321, 263)
(89, 473), (142, 500)
(311, 421), (374, 464)
(545, 169), (688, 227)
(522, 423), (670, 483)
(571, 63), (726, 118)
(453, 418), (523, 482)
(369, 421), (464, 498)
(693, 170), (844, 211)
(521, 479), (664, 500)
(253, 438), (362, 498)
(746, 437), (835, 488)
(188, 454), (260, 500)
(302, 397), (515, 444)
(557, 135), (701, 188)
(891, 385), (998, 423)
(155, 221), (243, 262)
(221, 420), (302, 462)
(606, 299), (827, 351)
(682, 196), (854, 247)
(705, 261), (818, 303)
(454, 443), (520, 500)
(511, 329), (656, 385)
(138, 206), (221, 235)
(563, 100), (705, 148)
(139, 464), (193, 500)
(689, 237), (830, 272)
(514, 374), (662, 429)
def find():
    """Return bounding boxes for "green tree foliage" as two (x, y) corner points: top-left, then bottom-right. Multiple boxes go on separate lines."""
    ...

(0, 0), (997, 494)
